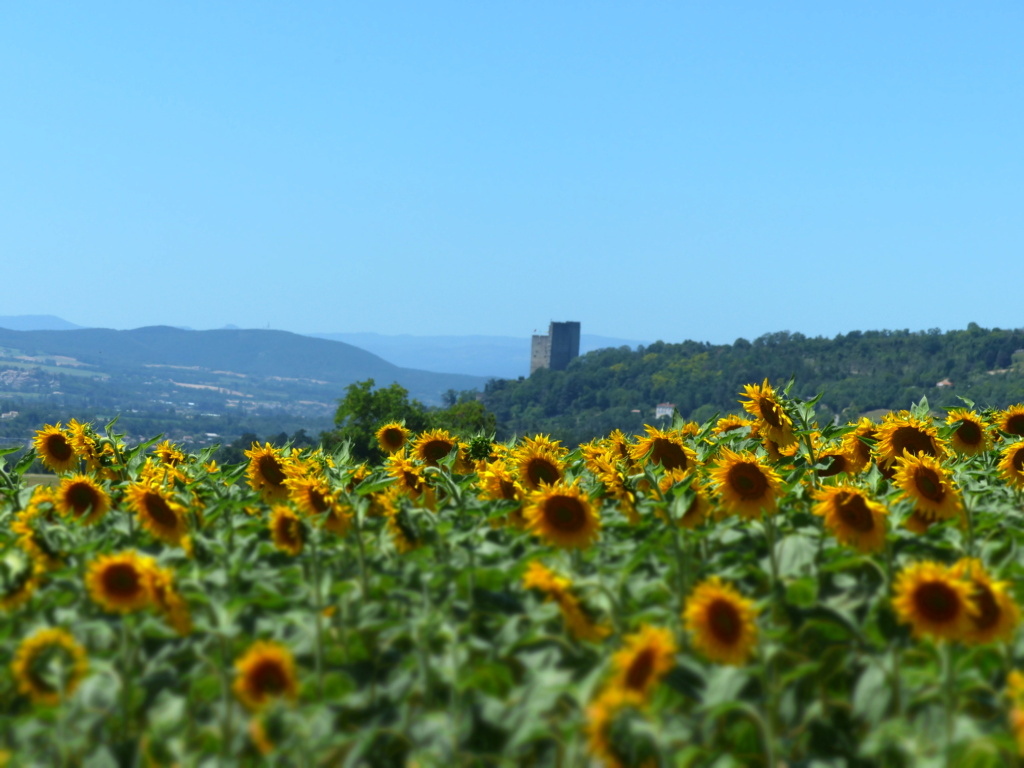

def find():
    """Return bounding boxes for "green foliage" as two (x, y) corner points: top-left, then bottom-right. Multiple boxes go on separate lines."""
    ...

(324, 379), (429, 462)
(484, 325), (1024, 445)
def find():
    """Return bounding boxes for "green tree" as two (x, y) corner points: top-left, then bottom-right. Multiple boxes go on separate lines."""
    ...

(322, 379), (429, 461)
(428, 399), (497, 437)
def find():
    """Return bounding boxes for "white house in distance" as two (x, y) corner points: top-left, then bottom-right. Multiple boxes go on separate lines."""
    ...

(655, 403), (676, 419)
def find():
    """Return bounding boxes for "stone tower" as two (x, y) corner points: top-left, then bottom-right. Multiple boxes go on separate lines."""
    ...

(530, 321), (580, 374)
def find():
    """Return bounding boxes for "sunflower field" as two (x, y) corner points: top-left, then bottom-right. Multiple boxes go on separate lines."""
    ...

(4, 384), (1024, 766)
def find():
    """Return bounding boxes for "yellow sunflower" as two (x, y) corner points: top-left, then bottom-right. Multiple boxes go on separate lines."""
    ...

(11, 628), (89, 706)
(32, 424), (78, 473)
(892, 451), (962, 522)
(998, 404), (1024, 438)
(245, 443), (292, 502)
(152, 439), (185, 467)
(840, 418), (877, 474)
(524, 482), (601, 549)
(522, 562), (610, 641)
(713, 415), (755, 436)
(892, 560), (974, 641)
(375, 422), (411, 454)
(478, 459), (525, 503)
(146, 565), (192, 636)
(709, 447), (782, 520)
(657, 470), (712, 529)
(684, 577), (759, 666)
(125, 482), (189, 546)
(629, 425), (697, 472)
(873, 411), (945, 473)
(86, 551), (154, 613)
(951, 558), (1020, 646)
(386, 451), (432, 502)
(945, 408), (992, 456)
(609, 625), (677, 700)
(513, 440), (566, 491)
(412, 428), (457, 467)
(268, 506), (305, 556)
(998, 441), (1024, 490)
(383, 489), (423, 554)
(816, 438), (857, 478)
(285, 475), (335, 517)
(11, 489), (65, 571)
(811, 485), (888, 553)
(233, 641), (299, 711)
(740, 379), (796, 447)
(586, 688), (651, 768)
(54, 474), (110, 525)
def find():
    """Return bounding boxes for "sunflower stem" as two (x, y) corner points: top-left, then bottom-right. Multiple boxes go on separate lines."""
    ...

(670, 523), (689, 641)
(943, 641), (959, 760)
(310, 531), (325, 702)
(119, 615), (135, 743)
(353, 500), (370, 598)
(763, 514), (781, 603)
(758, 647), (779, 768)
(220, 633), (235, 761)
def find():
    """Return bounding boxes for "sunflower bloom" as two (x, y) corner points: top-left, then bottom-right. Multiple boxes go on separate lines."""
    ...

(609, 625), (677, 700)
(513, 436), (567, 490)
(33, 424), (78, 473)
(709, 448), (782, 520)
(998, 441), (1024, 491)
(412, 428), (457, 467)
(630, 425), (697, 472)
(523, 562), (609, 641)
(945, 409), (992, 456)
(713, 415), (755, 437)
(658, 470), (712, 529)
(245, 443), (292, 502)
(54, 474), (110, 526)
(146, 565), (192, 636)
(125, 482), (189, 546)
(873, 411), (945, 473)
(525, 483), (601, 549)
(11, 628), (89, 706)
(374, 421), (411, 454)
(951, 558), (1020, 645)
(233, 641), (299, 710)
(586, 688), (651, 768)
(840, 418), (877, 474)
(998, 405), (1024, 438)
(86, 551), (154, 613)
(684, 577), (759, 666)
(812, 485), (888, 553)
(1007, 671), (1024, 757)
(892, 451), (962, 522)
(740, 379), (796, 447)
(892, 560), (974, 641)
(269, 506), (305, 556)
(386, 451), (433, 503)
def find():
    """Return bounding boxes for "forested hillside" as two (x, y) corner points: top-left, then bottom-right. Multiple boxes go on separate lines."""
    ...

(483, 324), (1024, 444)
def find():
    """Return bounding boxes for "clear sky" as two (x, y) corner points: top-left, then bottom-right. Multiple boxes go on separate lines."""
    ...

(2, 3), (1022, 345)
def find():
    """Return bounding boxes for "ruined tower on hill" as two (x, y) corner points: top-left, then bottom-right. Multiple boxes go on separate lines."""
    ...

(530, 321), (581, 374)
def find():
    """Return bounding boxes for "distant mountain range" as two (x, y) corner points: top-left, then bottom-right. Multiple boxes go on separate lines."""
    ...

(0, 316), (647, 380)
(0, 325), (486, 413)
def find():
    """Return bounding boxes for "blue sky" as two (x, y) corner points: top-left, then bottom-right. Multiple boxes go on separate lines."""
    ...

(2, 2), (1022, 345)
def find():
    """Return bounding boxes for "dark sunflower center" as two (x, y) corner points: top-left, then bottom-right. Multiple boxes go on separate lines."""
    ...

(1006, 414), (1024, 436)
(970, 584), (1000, 631)
(708, 599), (742, 645)
(252, 661), (287, 695)
(1012, 448), (1024, 474)
(380, 430), (403, 454)
(728, 463), (768, 499)
(258, 455), (287, 486)
(544, 496), (586, 533)
(955, 421), (982, 445)
(277, 517), (302, 546)
(625, 648), (656, 691)
(649, 438), (689, 471)
(421, 439), (454, 466)
(759, 398), (784, 429)
(836, 492), (875, 533)
(526, 457), (561, 487)
(913, 468), (944, 502)
(915, 581), (960, 624)
(67, 483), (99, 515)
(103, 563), (143, 598)
(143, 493), (179, 528)
(307, 488), (329, 513)
(819, 454), (847, 477)
(46, 434), (74, 462)
(891, 426), (935, 458)
(498, 479), (518, 500)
